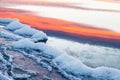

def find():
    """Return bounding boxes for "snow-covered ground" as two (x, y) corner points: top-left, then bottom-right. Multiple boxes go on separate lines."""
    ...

(1, 18), (120, 80)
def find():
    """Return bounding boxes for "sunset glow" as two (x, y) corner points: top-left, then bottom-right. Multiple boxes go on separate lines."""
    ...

(1, 8), (120, 45)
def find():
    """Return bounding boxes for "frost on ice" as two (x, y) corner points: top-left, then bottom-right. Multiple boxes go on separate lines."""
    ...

(1, 18), (120, 80)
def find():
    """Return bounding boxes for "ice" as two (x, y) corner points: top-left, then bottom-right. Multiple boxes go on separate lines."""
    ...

(0, 29), (23, 40)
(0, 25), (4, 28)
(11, 30), (120, 80)
(11, 39), (61, 59)
(42, 46), (61, 59)
(52, 53), (92, 77)
(52, 53), (120, 80)
(92, 67), (120, 80)
(47, 37), (120, 69)
(11, 38), (35, 49)
(5, 20), (26, 31)
(0, 18), (13, 23)
(1, 18), (120, 80)
(0, 72), (12, 80)
(31, 31), (48, 43)
(14, 26), (39, 36)
(35, 43), (62, 58)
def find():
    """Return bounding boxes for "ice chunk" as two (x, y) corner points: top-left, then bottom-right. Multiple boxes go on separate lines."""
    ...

(14, 26), (39, 36)
(5, 20), (26, 31)
(11, 38), (61, 59)
(0, 18), (13, 23)
(11, 38), (35, 49)
(31, 31), (48, 43)
(52, 53), (92, 77)
(0, 72), (13, 80)
(0, 30), (23, 40)
(92, 67), (120, 80)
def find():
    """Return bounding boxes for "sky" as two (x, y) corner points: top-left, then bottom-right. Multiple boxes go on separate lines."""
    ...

(0, 0), (120, 47)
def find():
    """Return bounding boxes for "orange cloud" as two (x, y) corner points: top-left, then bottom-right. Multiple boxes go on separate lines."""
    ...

(0, 8), (120, 45)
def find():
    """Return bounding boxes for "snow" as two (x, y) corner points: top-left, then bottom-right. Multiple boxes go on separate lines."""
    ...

(31, 31), (48, 42)
(14, 26), (39, 36)
(5, 20), (26, 31)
